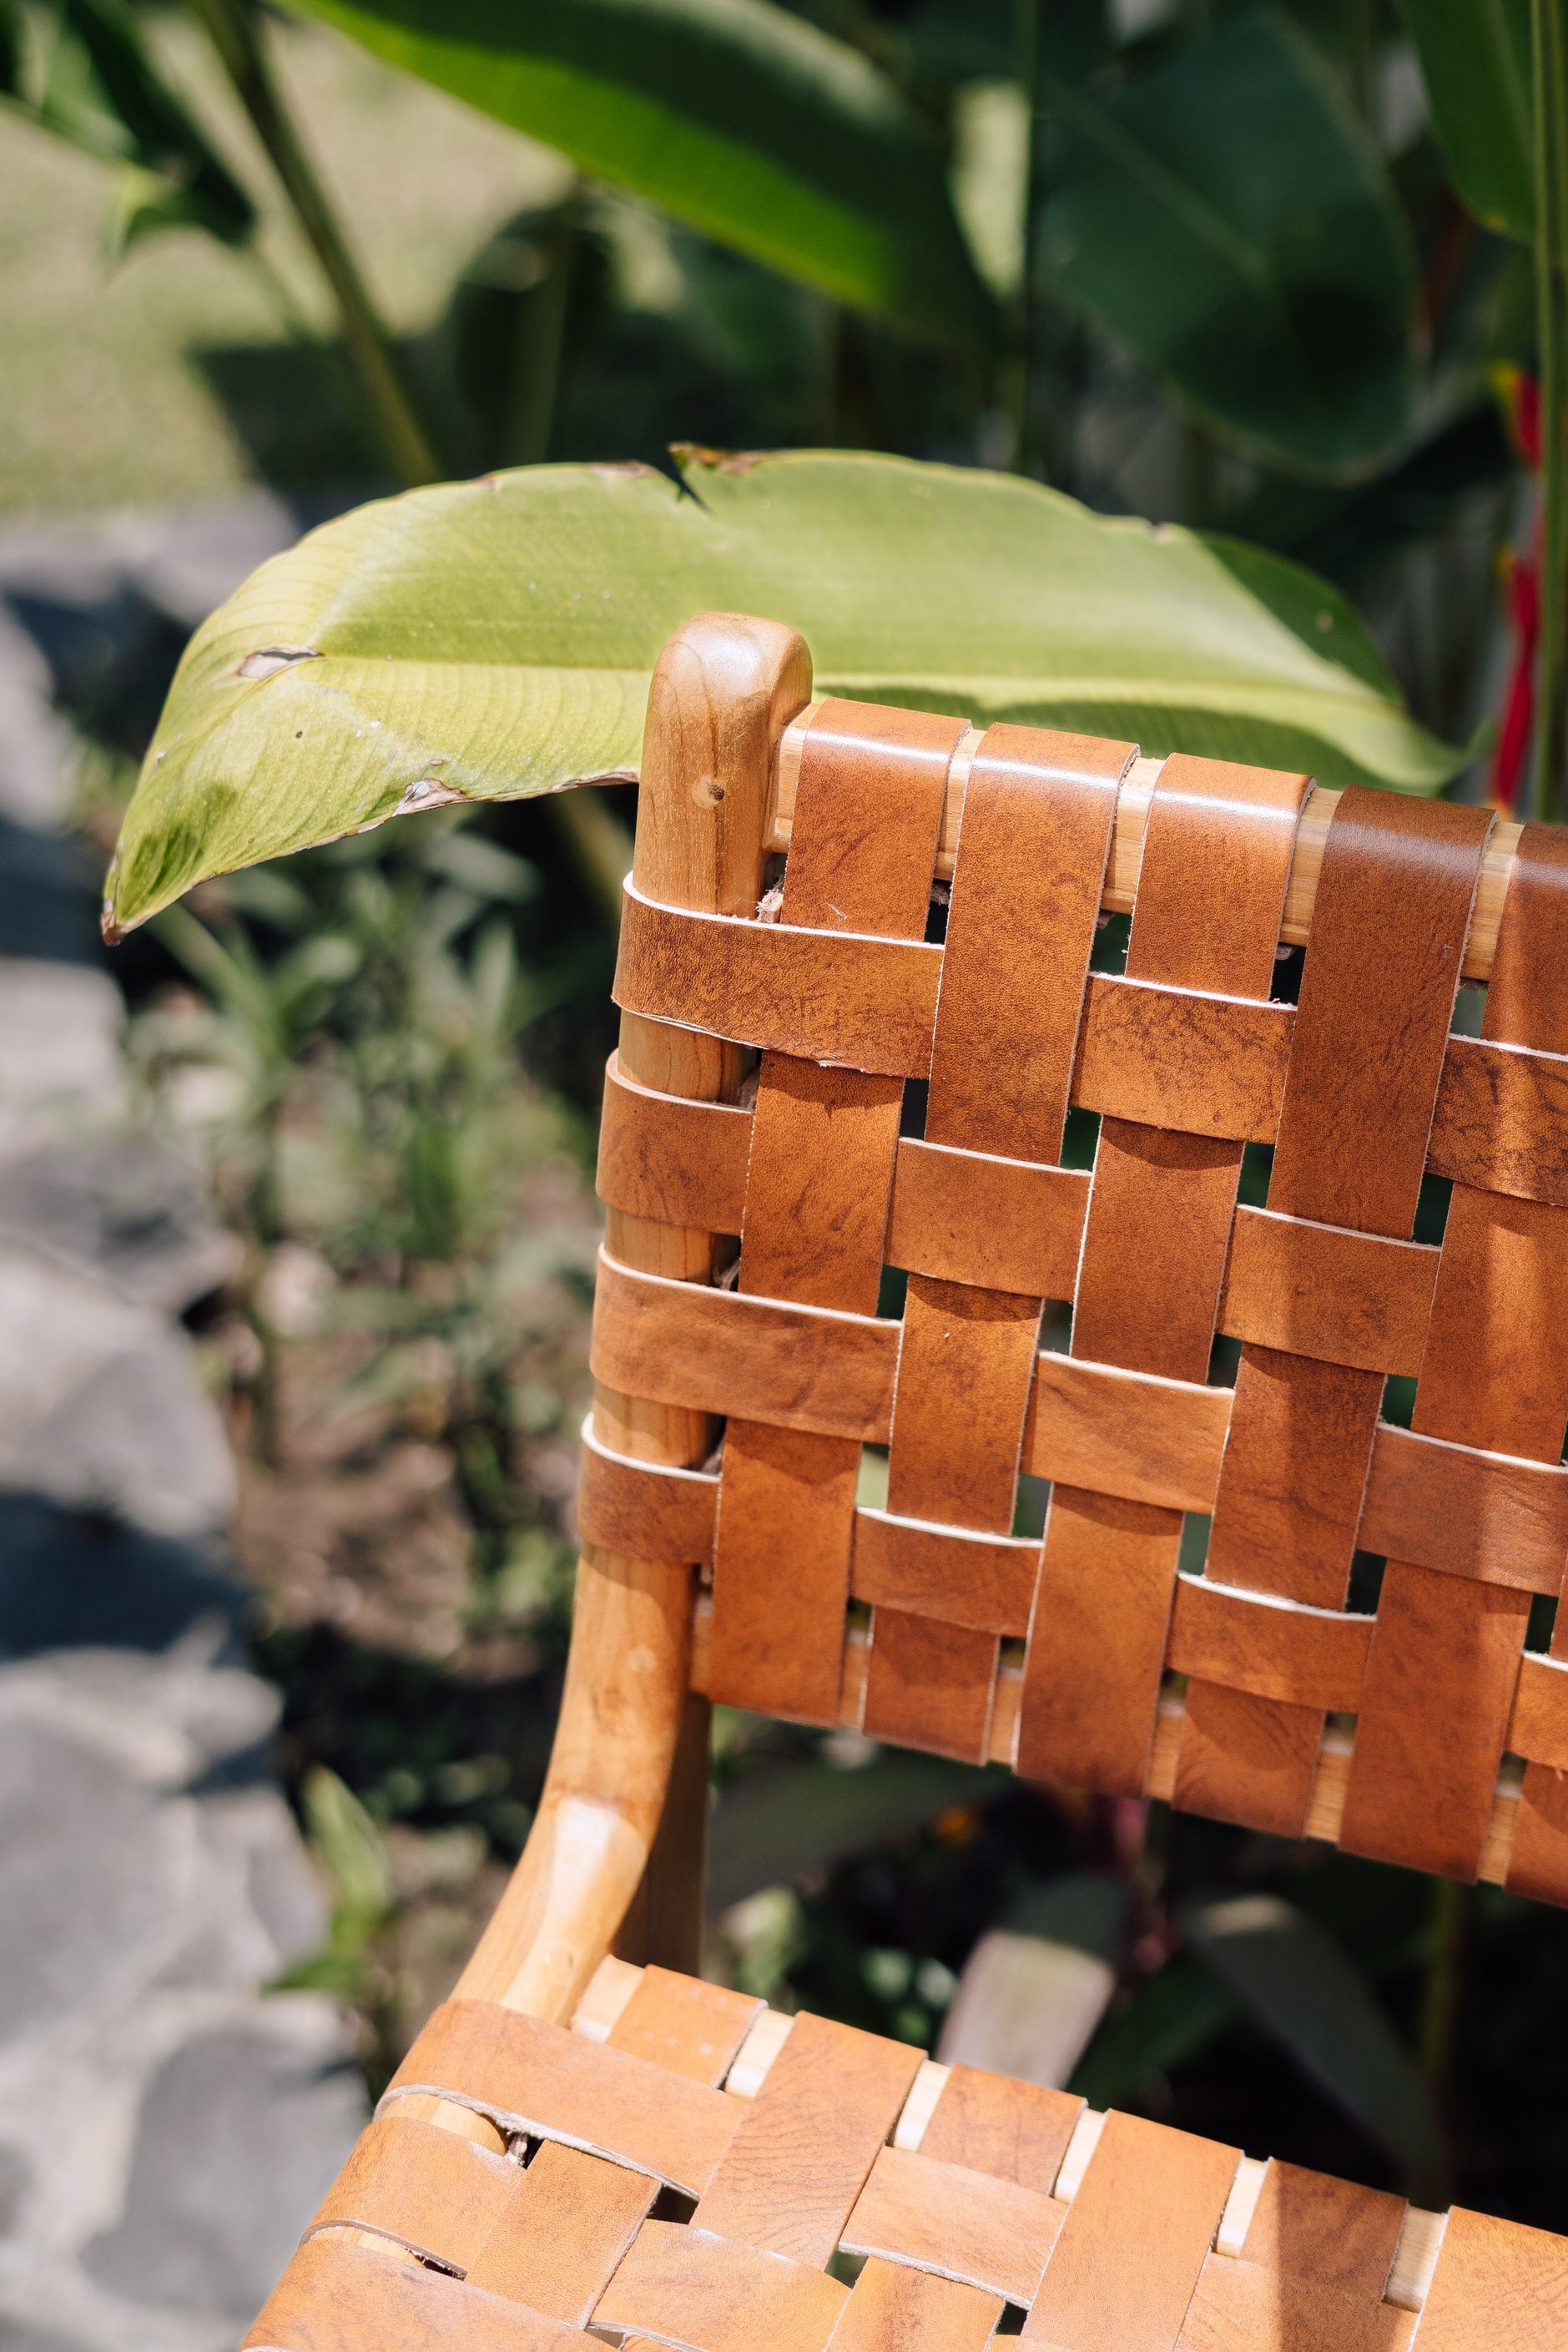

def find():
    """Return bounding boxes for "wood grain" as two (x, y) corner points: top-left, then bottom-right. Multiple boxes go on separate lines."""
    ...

(842, 2143), (1066, 2303)
(241, 2234), (594, 2352)
(457, 615), (810, 2024)
(383, 1999), (742, 2196)
(693, 2010), (923, 2268)
(593, 2220), (849, 2352)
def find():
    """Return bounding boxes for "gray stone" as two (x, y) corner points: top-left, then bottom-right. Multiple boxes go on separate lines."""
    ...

(0, 494), (376, 2349)
(0, 493), (306, 637)
(6, 1641), (281, 1778)
(0, 1135), (237, 1314)
(0, 1643), (356, 2349)
(0, 2151), (28, 2240)
(0, 1721), (171, 2042)
(224, 1792), (334, 1971)
(0, 1246), (234, 1537)
(82, 2023), (361, 2324)
(0, 612), (72, 833)
(0, 965), (124, 1163)
(14, 1336), (234, 1539)
(0, 958), (234, 1540)
(0, 1643), (294, 2043)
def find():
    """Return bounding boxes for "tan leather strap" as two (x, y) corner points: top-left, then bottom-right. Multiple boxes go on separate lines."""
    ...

(1021, 752), (1311, 1796)
(710, 701), (960, 1725)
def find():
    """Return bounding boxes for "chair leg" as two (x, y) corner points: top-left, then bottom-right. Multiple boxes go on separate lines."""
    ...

(616, 1689), (712, 1976)
(451, 616), (809, 2027)
(453, 1544), (693, 2021)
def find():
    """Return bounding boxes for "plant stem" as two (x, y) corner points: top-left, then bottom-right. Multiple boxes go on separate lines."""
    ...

(1420, 1876), (1469, 2101)
(548, 789), (633, 937)
(501, 189), (578, 467)
(1414, 1875), (1468, 2210)
(189, 0), (444, 489)
(1007, 0), (1044, 474)
(1530, 0), (1568, 820)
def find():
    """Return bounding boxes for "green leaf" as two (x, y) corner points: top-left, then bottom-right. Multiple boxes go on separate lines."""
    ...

(272, 1764), (393, 1995)
(1038, 9), (1419, 477)
(1185, 1893), (1444, 2184)
(3, 0), (255, 245)
(1200, 532), (1402, 698)
(1398, 0), (1534, 242)
(708, 1750), (997, 1910)
(1069, 1955), (1238, 2108)
(104, 448), (1463, 937)
(284, 0), (993, 351)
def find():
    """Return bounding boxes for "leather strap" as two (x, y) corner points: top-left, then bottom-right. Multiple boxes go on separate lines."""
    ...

(865, 727), (1126, 1759)
(1344, 820), (1568, 1884)
(1021, 753), (1310, 1794)
(1188, 789), (1492, 1842)
(710, 702), (960, 1724)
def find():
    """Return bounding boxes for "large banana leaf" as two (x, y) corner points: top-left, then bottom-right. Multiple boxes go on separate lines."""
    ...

(285, 0), (993, 352)
(1398, 0), (1534, 244)
(104, 447), (1462, 938)
(1039, 10), (1419, 477)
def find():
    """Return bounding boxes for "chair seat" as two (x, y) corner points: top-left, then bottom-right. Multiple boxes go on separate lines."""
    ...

(246, 1958), (1564, 2352)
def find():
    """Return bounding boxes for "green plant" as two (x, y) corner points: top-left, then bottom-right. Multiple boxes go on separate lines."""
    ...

(102, 446), (1461, 935)
(1, 0), (441, 479)
(275, 1762), (395, 1999)
(16, 0), (1562, 813)
(1029, 8), (1420, 477)
(1402, 0), (1567, 814)
(134, 818), (596, 1608)
(143, 896), (360, 1457)
(56, 0), (1568, 2203)
(0, 0), (254, 245)
(289, 0), (994, 354)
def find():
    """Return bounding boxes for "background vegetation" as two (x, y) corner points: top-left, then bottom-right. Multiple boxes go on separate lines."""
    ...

(7, 0), (1568, 2230)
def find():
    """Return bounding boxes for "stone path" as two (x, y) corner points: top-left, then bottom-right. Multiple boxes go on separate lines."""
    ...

(0, 500), (363, 2351)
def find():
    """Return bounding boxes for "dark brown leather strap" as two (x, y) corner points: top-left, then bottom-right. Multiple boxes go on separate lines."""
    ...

(1190, 789), (1492, 1843)
(1348, 820), (1568, 1883)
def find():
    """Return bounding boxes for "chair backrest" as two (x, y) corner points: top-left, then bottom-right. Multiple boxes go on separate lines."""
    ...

(580, 613), (1568, 1904)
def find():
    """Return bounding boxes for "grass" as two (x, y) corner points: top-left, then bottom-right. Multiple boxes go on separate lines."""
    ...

(0, 10), (570, 513)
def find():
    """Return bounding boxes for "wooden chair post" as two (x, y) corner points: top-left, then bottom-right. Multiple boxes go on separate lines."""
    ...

(456, 613), (810, 2018)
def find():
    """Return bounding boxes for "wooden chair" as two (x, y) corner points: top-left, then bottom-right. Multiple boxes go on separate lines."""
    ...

(246, 613), (1568, 2352)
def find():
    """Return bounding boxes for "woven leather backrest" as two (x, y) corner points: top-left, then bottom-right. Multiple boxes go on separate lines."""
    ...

(582, 691), (1568, 1904)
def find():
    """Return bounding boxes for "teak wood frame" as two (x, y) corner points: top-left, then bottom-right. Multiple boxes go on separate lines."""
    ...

(451, 614), (808, 2040)
(450, 609), (1542, 2049)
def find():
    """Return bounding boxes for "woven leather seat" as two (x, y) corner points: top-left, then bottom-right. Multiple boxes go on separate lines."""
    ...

(251, 1956), (1557, 2351)
(246, 614), (1568, 2349)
